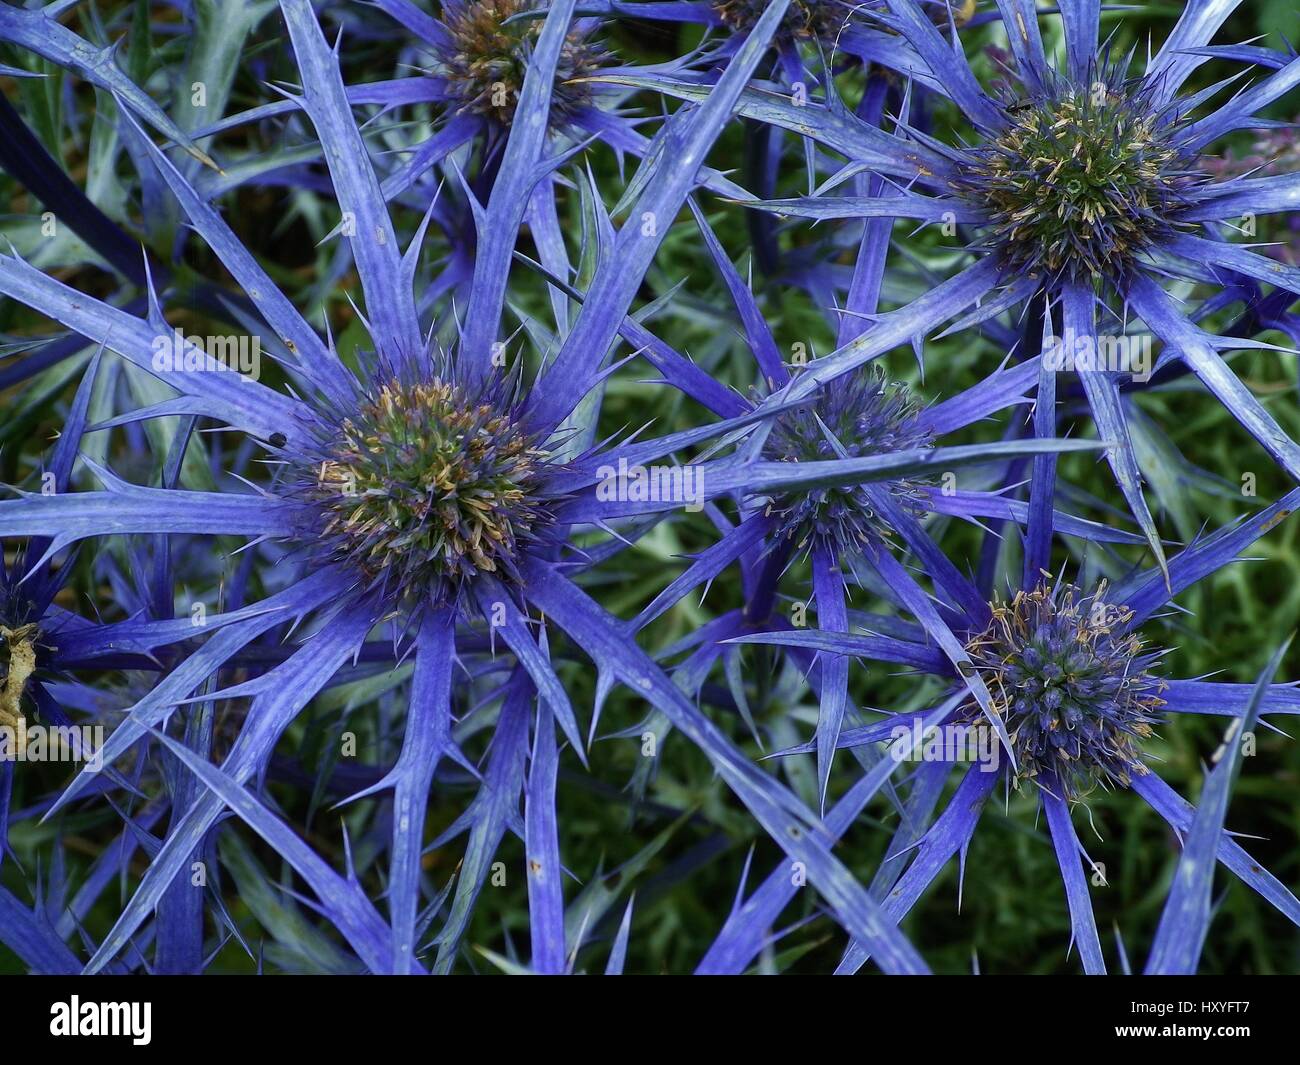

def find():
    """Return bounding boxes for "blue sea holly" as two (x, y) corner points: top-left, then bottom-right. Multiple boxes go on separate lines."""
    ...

(0, 0), (1008, 974)
(436, 0), (612, 125)
(0, 0), (1293, 980)
(294, 373), (559, 599)
(232, 0), (749, 208)
(560, 190), (1139, 812)
(519, 195), (1120, 814)
(959, 580), (1165, 800)
(600, 0), (1300, 575)
(175, 0), (746, 360)
(761, 365), (935, 553)
(710, 478), (1300, 975)
(955, 73), (1201, 280)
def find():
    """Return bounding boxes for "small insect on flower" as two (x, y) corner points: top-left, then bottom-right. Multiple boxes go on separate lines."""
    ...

(961, 580), (1166, 799)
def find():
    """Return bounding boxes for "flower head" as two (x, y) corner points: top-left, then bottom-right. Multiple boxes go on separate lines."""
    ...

(298, 376), (556, 601)
(668, 0), (1300, 570)
(963, 580), (1165, 798)
(761, 367), (932, 553)
(960, 76), (1201, 279)
(439, 0), (610, 125)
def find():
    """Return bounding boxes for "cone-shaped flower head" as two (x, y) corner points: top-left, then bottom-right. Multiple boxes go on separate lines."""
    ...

(957, 74), (1202, 279)
(762, 367), (931, 553)
(439, 0), (610, 125)
(296, 376), (556, 603)
(962, 581), (1166, 799)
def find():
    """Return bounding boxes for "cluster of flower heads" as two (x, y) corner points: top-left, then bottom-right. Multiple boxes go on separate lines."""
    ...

(0, 0), (1298, 977)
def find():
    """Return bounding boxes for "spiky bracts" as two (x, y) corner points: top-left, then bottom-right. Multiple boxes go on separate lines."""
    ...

(439, 0), (609, 125)
(963, 581), (1166, 799)
(761, 367), (931, 553)
(304, 378), (554, 601)
(0, 0), (1297, 980)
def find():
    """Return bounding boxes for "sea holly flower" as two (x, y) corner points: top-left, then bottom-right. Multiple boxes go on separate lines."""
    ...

(1, 0), (1294, 980)
(760, 364), (935, 554)
(956, 580), (1166, 800)
(334, 0), (624, 200)
(545, 186), (1134, 810)
(706, 481), (1300, 975)
(597, 0), (1300, 577)
(436, 0), (613, 125)
(0, 0), (988, 974)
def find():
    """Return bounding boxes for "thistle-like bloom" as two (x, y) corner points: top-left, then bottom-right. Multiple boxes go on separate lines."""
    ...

(0, 0), (966, 976)
(576, 189), (1132, 812)
(256, 0), (667, 206)
(762, 366), (935, 553)
(711, 478), (1300, 975)
(293, 374), (560, 600)
(954, 75), (1200, 280)
(438, 0), (611, 124)
(606, 0), (1300, 577)
(960, 581), (1165, 799)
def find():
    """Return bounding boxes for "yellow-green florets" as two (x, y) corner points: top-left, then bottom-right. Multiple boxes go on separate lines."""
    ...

(963, 84), (1200, 279)
(306, 379), (552, 601)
